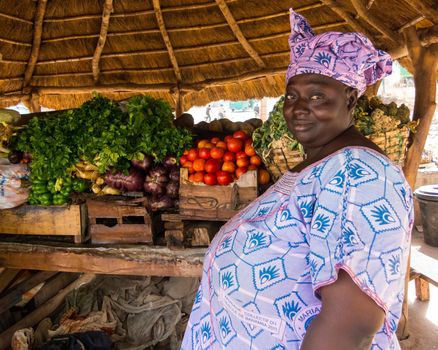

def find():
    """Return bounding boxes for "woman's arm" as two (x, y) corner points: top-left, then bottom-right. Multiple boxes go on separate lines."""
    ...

(301, 269), (385, 350)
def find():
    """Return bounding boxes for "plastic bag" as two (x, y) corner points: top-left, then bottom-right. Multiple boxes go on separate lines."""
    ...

(0, 163), (30, 209)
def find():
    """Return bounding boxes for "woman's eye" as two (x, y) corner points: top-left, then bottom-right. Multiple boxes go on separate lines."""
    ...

(285, 94), (297, 101)
(309, 94), (323, 100)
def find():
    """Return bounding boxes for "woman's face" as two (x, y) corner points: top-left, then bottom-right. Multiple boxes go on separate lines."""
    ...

(283, 74), (357, 149)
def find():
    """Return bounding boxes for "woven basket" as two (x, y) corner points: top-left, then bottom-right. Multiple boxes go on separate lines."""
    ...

(261, 137), (304, 181)
(366, 127), (410, 164)
(261, 127), (410, 181)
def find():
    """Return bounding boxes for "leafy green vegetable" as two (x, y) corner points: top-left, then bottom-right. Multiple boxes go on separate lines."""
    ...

(12, 94), (193, 203)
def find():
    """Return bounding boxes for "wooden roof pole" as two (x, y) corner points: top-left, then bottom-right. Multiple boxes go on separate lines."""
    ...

(320, 0), (376, 42)
(3, 67), (287, 99)
(22, 0), (47, 92)
(153, 0), (183, 114)
(419, 25), (438, 47)
(215, 0), (266, 68)
(366, 0), (375, 10)
(92, 0), (113, 83)
(404, 0), (438, 25)
(350, 0), (402, 44)
(153, 0), (182, 83)
(389, 25), (438, 58)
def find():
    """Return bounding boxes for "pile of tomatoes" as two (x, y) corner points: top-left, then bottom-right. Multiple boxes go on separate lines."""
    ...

(180, 130), (270, 186)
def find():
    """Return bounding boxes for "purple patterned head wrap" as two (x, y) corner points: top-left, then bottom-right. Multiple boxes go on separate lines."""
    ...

(286, 9), (392, 95)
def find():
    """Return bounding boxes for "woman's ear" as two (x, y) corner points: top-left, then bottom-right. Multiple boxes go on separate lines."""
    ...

(346, 88), (358, 112)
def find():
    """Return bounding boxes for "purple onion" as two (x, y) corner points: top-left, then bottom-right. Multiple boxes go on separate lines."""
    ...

(104, 168), (145, 192)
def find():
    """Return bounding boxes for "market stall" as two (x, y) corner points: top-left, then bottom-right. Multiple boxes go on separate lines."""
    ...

(0, 0), (437, 348)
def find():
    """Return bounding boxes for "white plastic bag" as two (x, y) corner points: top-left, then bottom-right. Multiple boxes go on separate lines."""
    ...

(0, 163), (30, 209)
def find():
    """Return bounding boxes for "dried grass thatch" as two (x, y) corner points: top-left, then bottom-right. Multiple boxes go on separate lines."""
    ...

(0, 0), (436, 111)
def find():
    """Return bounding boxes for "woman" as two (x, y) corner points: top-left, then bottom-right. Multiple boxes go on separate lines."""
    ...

(181, 9), (413, 350)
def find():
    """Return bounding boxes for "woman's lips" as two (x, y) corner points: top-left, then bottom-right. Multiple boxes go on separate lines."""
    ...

(291, 122), (313, 131)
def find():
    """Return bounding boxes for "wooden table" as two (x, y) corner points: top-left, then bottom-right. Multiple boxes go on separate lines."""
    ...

(409, 228), (438, 301)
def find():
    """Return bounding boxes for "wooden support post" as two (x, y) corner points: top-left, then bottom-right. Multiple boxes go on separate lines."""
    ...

(30, 93), (41, 113)
(0, 273), (96, 350)
(397, 26), (438, 341)
(415, 277), (430, 301)
(402, 29), (438, 188)
(175, 87), (183, 117)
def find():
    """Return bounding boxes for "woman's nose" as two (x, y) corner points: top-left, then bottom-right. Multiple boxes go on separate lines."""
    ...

(293, 97), (309, 114)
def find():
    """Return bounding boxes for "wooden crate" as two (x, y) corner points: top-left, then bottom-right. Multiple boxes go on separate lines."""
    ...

(0, 204), (87, 243)
(161, 213), (224, 250)
(178, 168), (257, 220)
(87, 198), (152, 244)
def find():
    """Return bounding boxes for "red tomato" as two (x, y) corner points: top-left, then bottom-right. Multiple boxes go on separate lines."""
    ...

(248, 164), (258, 171)
(204, 173), (217, 185)
(198, 147), (211, 160)
(236, 157), (250, 168)
(227, 138), (243, 153)
(187, 148), (198, 162)
(210, 137), (221, 145)
(233, 130), (248, 140)
(222, 161), (236, 173)
(245, 138), (253, 146)
(223, 151), (236, 162)
(188, 174), (195, 182)
(193, 171), (205, 183)
(250, 155), (262, 166)
(257, 169), (271, 185)
(216, 171), (233, 186)
(193, 158), (205, 172)
(244, 144), (256, 157)
(236, 151), (247, 159)
(179, 155), (188, 166)
(224, 135), (233, 143)
(183, 160), (193, 169)
(183, 149), (189, 156)
(210, 147), (225, 160)
(205, 159), (220, 173)
(235, 166), (248, 179)
(204, 142), (214, 149)
(197, 139), (209, 148)
(216, 141), (227, 149)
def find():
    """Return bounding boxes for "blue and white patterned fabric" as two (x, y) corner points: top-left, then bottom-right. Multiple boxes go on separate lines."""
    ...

(181, 147), (413, 350)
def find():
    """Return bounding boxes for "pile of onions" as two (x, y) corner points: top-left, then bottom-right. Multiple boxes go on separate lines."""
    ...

(104, 154), (179, 211)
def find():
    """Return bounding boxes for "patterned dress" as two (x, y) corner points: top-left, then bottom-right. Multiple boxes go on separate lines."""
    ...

(181, 147), (413, 350)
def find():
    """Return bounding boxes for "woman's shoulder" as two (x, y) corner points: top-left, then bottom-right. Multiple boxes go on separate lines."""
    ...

(297, 146), (406, 186)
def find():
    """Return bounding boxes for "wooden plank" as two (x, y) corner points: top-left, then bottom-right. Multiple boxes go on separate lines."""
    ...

(0, 242), (205, 278)
(0, 269), (20, 294)
(415, 277), (430, 301)
(0, 274), (96, 350)
(90, 224), (152, 244)
(0, 204), (85, 237)
(33, 273), (79, 307)
(165, 230), (185, 250)
(0, 271), (57, 314)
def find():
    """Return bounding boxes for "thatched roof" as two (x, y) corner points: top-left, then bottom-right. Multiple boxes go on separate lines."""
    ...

(0, 0), (436, 112)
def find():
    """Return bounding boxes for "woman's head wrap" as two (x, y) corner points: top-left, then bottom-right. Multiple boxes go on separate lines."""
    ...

(285, 9), (392, 95)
